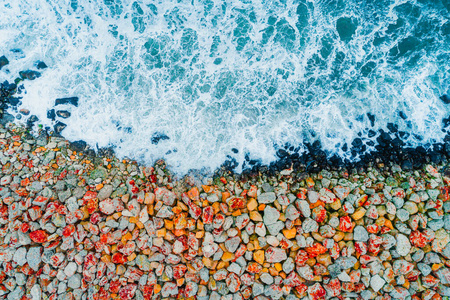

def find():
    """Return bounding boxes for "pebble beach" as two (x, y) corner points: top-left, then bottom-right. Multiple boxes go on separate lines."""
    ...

(0, 123), (449, 300)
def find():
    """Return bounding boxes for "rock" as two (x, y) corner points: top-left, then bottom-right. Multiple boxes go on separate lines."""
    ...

(56, 110), (71, 118)
(265, 247), (286, 263)
(64, 262), (77, 277)
(13, 247), (27, 266)
(68, 274), (81, 289)
(297, 200), (311, 217)
(98, 185), (113, 200)
(263, 206), (280, 225)
(258, 192), (276, 204)
(26, 247), (42, 271)
(0, 56), (9, 69)
(370, 274), (385, 292)
(55, 97), (79, 107)
(19, 70), (41, 80)
(354, 225), (369, 242)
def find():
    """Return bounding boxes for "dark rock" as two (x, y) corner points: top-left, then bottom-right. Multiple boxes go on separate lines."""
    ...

(47, 109), (56, 121)
(0, 56), (9, 70)
(70, 140), (88, 152)
(367, 113), (375, 127)
(53, 122), (67, 134)
(36, 61), (48, 69)
(440, 94), (450, 104)
(151, 132), (169, 145)
(56, 110), (71, 118)
(19, 70), (41, 80)
(55, 97), (79, 107)
(7, 97), (21, 106)
(398, 111), (407, 120)
(231, 148), (238, 153)
(26, 115), (39, 128)
(0, 113), (14, 125)
(387, 123), (398, 133)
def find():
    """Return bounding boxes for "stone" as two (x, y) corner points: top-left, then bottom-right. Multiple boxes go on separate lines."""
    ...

(13, 247), (27, 266)
(353, 225), (368, 242)
(64, 262), (77, 277)
(370, 274), (385, 292)
(68, 274), (81, 289)
(258, 192), (276, 203)
(263, 206), (280, 225)
(265, 247), (287, 263)
(26, 247), (42, 271)
(98, 185), (113, 200)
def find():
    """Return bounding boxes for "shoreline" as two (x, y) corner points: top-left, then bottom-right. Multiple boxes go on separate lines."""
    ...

(0, 122), (448, 299)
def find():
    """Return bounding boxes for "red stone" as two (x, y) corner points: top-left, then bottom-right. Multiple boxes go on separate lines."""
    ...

(410, 230), (427, 248)
(305, 243), (327, 258)
(62, 224), (76, 237)
(339, 216), (353, 232)
(119, 284), (137, 300)
(202, 206), (214, 224)
(112, 253), (127, 264)
(295, 250), (308, 266)
(30, 230), (48, 243)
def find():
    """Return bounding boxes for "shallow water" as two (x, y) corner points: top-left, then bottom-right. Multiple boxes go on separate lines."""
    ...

(0, 0), (449, 173)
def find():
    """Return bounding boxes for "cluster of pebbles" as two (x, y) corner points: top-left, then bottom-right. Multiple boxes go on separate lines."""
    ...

(0, 124), (449, 300)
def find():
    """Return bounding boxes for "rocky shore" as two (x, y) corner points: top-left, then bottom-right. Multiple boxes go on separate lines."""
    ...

(0, 123), (448, 299)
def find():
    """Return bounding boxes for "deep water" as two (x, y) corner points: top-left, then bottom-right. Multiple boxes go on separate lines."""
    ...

(0, 0), (450, 174)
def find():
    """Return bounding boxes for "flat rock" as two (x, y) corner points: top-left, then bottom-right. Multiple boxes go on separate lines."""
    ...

(263, 206), (280, 225)
(396, 234), (411, 256)
(258, 192), (276, 204)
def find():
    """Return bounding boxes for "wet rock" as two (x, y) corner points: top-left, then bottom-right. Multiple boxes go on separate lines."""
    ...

(55, 97), (79, 107)
(56, 110), (71, 118)
(0, 56), (9, 69)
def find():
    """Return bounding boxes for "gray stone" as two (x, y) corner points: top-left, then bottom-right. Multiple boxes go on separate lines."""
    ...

(68, 274), (81, 289)
(258, 192), (276, 204)
(263, 206), (280, 225)
(13, 247), (27, 266)
(26, 247), (42, 271)
(370, 275), (385, 293)
(267, 221), (284, 236)
(64, 262), (77, 277)
(396, 234), (411, 257)
(260, 273), (274, 285)
(354, 225), (369, 242)
(98, 185), (113, 200)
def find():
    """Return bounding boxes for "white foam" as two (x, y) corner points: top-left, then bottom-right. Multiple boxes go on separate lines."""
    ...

(0, 0), (449, 174)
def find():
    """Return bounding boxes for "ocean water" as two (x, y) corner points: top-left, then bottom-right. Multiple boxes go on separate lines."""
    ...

(0, 0), (449, 173)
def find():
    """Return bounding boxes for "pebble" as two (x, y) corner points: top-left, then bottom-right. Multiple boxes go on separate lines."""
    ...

(258, 192), (276, 203)
(263, 206), (280, 225)
(396, 234), (411, 256)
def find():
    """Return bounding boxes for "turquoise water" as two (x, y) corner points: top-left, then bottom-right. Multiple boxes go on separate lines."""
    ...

(0, 0), (449, 173)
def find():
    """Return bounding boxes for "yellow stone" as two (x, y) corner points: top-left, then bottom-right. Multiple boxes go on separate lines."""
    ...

(217, 261), (228, 270)
(274, 263), (282, 272)
(222, 252), (235, 262)
(247, 198), (258, 211)
(333, 231), (345, 242)
(282, 227), (297, 240)
(316, 253), (332, 266)
(250, 211), (263, 222)
(156, 228), (166, 237)
(254, 250), (265, 265)
(127, 253), (136, 261)
(153, 284), (161, 295)
(351, 207), (366, 220)
(329, 199), (341, 210)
